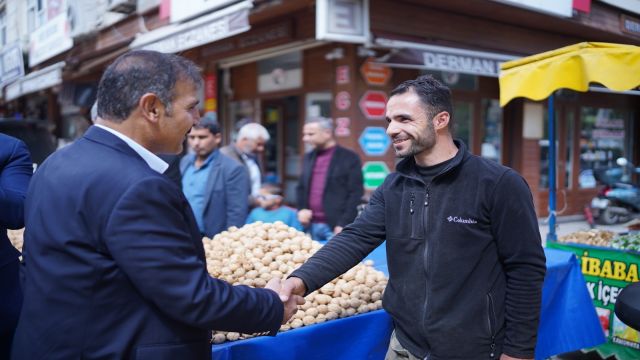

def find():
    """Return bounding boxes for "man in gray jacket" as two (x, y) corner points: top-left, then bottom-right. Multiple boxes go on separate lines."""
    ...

(280, 75), (546, 360)
(181, 117), (250, 237)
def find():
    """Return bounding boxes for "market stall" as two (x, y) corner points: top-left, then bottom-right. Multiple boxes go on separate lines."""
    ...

(499, 42), (640, 241)
(500, 42), (640, 358)
(212, 245), (605, 360)
(548, 230), (640, 357)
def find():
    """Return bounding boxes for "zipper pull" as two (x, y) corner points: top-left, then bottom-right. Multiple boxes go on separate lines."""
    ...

(424, 192), (429, 206)
(410, 192), (415, 214)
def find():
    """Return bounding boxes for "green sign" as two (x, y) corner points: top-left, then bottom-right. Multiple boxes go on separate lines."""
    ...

(548, 242), (640, 352)
(362, 161), (390, 189)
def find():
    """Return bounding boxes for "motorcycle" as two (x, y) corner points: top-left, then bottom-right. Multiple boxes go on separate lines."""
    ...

(590, 158), (640, 225)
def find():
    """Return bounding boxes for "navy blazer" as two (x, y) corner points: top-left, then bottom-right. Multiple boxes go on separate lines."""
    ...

(0, 133), (32, 266)
(179, 150), (250, 237)
(296, 145), (364, 229)
(12, 126), (282, 359)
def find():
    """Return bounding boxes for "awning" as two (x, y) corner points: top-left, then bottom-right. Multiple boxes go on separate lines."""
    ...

(67, 46), (130, 79)
(130, 0), (252, 54)
(4, 61), (65, 101)
(499, 42), (640, 106)
(373, 38), (516, 78)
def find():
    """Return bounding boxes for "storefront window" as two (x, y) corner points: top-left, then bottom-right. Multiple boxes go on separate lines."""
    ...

(228, 99), (260, 139)
(578, 107), (628, 188)
(453, 101), (472, 150)
(565, 114), (574, 189)
(539, 111), (558, 189)
(481, 99), (502, 163)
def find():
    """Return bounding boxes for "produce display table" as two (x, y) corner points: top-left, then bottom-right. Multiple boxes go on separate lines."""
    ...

(548, 240), (640, 357)
(212, 246), (604, 360)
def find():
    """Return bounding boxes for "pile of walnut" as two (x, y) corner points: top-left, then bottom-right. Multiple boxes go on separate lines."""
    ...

(557, 229), (615, 247)
(8, 228), (24, 252)
(205, 221), (387, 344)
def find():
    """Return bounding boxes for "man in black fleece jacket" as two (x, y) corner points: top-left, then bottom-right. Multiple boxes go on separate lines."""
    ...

(280, 75), (546, 360)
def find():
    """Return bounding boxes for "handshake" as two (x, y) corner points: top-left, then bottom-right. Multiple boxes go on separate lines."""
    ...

(265, 277), (308, 324)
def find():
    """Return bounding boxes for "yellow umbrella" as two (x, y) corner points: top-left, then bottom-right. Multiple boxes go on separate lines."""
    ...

(498, 42), (640, 241)
(499, 42), (640, 106)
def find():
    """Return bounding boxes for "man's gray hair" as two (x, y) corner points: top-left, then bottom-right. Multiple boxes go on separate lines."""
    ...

(97, 50), (202, 123)
(237, 122), (270, 141)
(305, 117), (333, 132)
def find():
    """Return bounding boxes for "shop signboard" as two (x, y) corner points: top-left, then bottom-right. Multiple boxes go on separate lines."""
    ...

(362, 161), (389, 189)
(359, 127), (390, 156)
(335, 117), (351, 137)
(360, 58), (391, 86)
(133, 1), (251, 54)
(336, 65), (350, 84)
(492, 0), (572, 17)
(0, 43), (25, 87)
(29, 12), (73, 67)
(547, 242), (640, 350)
(316, 0), (369, 43)
(359, 90), (387, 119)
(335, 91), (351, 111)
(170, 0), (238, 23)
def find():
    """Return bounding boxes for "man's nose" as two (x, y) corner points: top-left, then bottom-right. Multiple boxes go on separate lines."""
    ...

(193, 111), (201, 126)
(386, 122), (399, 137)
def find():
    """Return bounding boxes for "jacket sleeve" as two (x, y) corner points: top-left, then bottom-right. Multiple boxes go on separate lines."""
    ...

(337, 151), (364, 227)
(0, 139), (33, 229)
(225, 163), (250, 228)
(104, 177), (283, 334)
(290, 181), (386, 294)
(490, 170), (546, 358)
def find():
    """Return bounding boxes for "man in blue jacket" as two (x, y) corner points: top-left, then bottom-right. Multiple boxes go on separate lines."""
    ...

(281, 75), (546, 360)
(180, 117), (250, 237)
(0, 134), (32, 359)
(12, 50), (302, 359)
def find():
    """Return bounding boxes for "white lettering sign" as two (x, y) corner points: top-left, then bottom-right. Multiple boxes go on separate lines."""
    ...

(29, 13), (73, 67)
(422, 52), (501, 77)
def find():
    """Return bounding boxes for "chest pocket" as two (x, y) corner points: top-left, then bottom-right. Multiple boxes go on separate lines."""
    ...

(384, 189), (425, 242)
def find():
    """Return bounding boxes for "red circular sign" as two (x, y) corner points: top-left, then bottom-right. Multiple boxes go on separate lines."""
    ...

(359, 90), (388, 119)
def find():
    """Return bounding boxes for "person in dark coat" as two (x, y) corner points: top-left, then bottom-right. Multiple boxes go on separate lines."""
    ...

(0, 133), (32, 359)
(12, 50), (302, 359)
(296, 117), (364, 241)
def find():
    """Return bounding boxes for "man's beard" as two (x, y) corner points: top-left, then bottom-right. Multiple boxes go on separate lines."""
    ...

(394, 124), (436, 158)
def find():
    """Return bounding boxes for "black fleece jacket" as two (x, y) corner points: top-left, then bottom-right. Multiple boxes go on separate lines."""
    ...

(290, 140), (546, 360)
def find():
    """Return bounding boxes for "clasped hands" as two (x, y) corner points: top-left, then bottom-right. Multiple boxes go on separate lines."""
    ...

(265, 277), (307, 324)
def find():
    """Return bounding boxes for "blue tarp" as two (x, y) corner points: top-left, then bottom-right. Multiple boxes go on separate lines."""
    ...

(212, 246), (605, 360)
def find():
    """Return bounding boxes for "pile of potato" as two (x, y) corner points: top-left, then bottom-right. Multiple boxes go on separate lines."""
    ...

(8, 228), (24, 252)
(204, 221), (387, 344)
(7, 222), (388, 344)
(557, 229), (615, 247)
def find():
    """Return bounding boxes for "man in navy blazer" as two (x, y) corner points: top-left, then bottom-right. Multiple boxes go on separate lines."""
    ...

(12, 50), (302, 359)
(180, 117), (250, 237)
(0, 133), (32, 359)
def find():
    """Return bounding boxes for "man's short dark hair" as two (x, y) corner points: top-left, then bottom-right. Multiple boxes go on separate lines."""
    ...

(390, 75), (454, 133)
(193, 115), (221, 135)
(261, 182), (283, 197)
(97, 50), (202, 122)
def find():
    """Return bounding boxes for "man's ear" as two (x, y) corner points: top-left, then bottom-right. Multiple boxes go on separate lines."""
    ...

(433, 111), (450, 131)
(139, 93), (163, 123)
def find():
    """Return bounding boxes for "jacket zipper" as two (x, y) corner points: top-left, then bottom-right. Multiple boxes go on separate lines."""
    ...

(487, 293), (497, 359)
(421, 186), (431, 353)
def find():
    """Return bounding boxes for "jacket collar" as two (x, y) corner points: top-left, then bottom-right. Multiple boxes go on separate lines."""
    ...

(396, 139), (468, 183)
(182, 150), (220, 168)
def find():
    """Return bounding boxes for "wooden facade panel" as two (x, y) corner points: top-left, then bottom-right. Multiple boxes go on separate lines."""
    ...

(370, 0), (582, 55)
(303, 46), (334, 92)
(230, 62), (258, 100)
